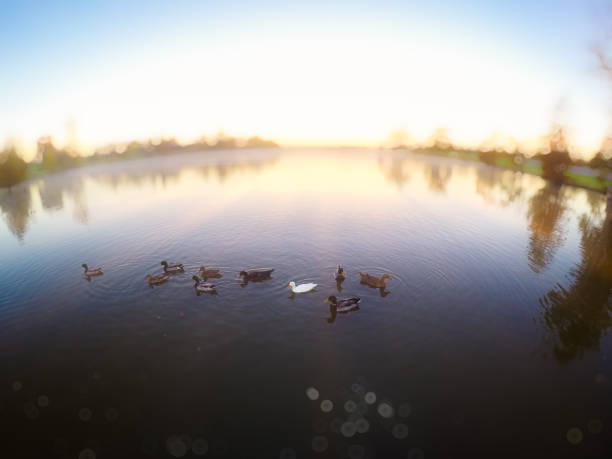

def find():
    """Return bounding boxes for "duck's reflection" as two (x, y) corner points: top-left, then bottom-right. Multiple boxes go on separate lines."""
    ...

(325, 304), (359, 324)
(526, 183), (568, 273)
(538, 191), (612, 363)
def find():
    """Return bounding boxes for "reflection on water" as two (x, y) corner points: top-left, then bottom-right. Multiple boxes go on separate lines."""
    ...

(1, 148), (611, 457)
(539, 193), (612, 363)
(475, 167), (526, 207)
(377, 153), (411, 188)
(423, 163), (452, 193)
(527, 183), (568, 273)
(0, 150), (279, 241)
(0, 186), (32, 240)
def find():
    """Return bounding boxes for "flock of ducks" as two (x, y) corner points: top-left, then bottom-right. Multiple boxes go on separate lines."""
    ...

(81, 263), (392, 314)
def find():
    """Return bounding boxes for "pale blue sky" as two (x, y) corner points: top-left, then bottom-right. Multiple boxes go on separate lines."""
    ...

(1, 0), (610, 158)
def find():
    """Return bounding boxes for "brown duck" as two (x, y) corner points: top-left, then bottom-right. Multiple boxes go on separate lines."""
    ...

(198, 266), (222, 278)
(359, 272), (392, 288)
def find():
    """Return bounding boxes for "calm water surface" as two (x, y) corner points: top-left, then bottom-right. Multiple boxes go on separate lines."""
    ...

(1, 148), (610, 458)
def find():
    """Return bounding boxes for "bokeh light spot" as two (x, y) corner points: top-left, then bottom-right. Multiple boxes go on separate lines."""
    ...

(24, 402), (39, 420)
(166, 435), (188, 457)
(566, 427), (583, 445)
(320, 399), (333, 413)
(355, 418), (370, 433)
(587, 419), (603, 434)
(341, 421), (357, 438)
(344, 400), (357, 413)
(78, 448), (96, 459)
(78, 408), (92, 422)
(279, 447), (297, 459)
(392, 423), (409, 439)
(364, 392), (376, 404)
(407, 447), (425, 459)
(105, 408), (119, 422)
(312, 435), (328, 453)
(192, 438), (208, 456)
(306, 387), (320, 401)
(377, 402), (394, 418)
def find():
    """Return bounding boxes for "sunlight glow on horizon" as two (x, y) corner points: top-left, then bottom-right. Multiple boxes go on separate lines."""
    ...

(1, 1), (611, 160)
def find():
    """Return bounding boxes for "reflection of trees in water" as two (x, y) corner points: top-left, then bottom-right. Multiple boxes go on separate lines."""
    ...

(38, 178), (89, 224)
(586, 190), (606, 217)
(423, 163), (452, 193)
(201, 159), (277, 184)
(539, 192), (612, 363)
(0, 186), (32, 240)
(377, 154), (411, 188)
(0, 155), (278, 240)
(38, 182), (64, 211)
(475, 166), (525, 207)
(526, 183), (568, 273)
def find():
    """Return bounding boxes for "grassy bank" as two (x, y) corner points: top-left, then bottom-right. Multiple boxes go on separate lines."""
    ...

(410, 147), (612, 194)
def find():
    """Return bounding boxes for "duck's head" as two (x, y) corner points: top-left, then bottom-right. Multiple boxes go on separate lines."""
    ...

(82, 263), (88, 270)
(145, 275), (152, 280)
(288, 281), (296, 289)
(324, 295), (337, 304)
(160, 261), (168, 267)
(239, 271), (248, 277)
(191, 275), (201, 282)
(382, 274), (392, 281)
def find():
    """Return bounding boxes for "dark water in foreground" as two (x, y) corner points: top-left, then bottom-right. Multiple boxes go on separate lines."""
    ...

(1, 148), (611, 458)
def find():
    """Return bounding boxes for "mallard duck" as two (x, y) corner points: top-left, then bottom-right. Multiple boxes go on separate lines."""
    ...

(288, 281), (317, 293)
(359, 272), (391, 288)
(334, 265), (345, 281)
(161, 260), (184, 273)
(82, 263), (103, 276)
(191, 275), (216, 293)
(239, 268), (274, 282)
(325, 295), (361, 312)
(146, 273), (168, 285)
(198, 266), (222, 278)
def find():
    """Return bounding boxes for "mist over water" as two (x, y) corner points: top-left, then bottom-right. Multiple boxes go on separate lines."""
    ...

(1, 148), (610, 458)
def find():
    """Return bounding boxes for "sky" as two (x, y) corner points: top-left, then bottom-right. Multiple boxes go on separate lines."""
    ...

(1, 0), (611, 159)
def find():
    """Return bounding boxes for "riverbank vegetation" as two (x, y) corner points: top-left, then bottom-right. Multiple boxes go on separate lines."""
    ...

(389, 126), (612, 193)
(0, 133), (278, 188)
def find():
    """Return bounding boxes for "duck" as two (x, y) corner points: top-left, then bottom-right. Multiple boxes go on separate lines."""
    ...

(198, 266), (222, 278)
(239, 268), (274, 282)
(161, 260), (184, 274)
(191, 275), (216, 293)
(146, 273), (168, 285)
(359, 272), (392, 289)
(82, 263), (103, 277)
(288, 281), (317, 294)
(334, 265), (345, 281)
(324, 295), (361, 312)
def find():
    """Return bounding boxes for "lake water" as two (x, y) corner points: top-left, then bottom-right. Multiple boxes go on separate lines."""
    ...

(1, 148), (610, 458)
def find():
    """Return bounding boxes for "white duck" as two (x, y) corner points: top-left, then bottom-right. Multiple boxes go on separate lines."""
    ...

(288, 281), (317, 294)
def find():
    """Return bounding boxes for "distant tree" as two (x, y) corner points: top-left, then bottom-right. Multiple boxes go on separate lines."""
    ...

(589, 151), (609, 170)
(0, 148), (27, 187)
(427, 127), (451, 150)
(38, 136), (58, 170)
(245, 136), (278, 148)
(540, 124), (572, 183)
